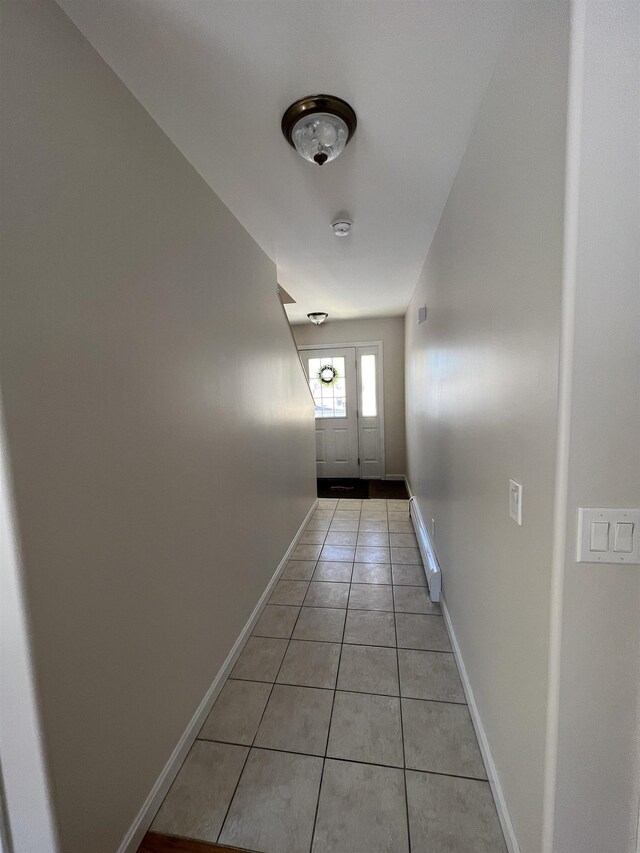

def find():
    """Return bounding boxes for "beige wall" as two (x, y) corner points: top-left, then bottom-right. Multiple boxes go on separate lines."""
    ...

(293, 317), (406, 476)
(0, 1), (316, 851)
(404, 5), (569, 851)
(551, 4), (640, 850)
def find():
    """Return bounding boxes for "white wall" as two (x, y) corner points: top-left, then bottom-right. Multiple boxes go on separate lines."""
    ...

(0, 1), (316, 850)
(293, 317), (406, 476)
(550, 4), (640, 851)
(404, 5), (570, 851)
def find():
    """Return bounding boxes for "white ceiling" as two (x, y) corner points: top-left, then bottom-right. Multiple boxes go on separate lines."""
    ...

(57, 0), (514, 323)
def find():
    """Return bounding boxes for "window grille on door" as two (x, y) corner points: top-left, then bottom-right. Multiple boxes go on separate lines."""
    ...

(307, 356), (347, 418)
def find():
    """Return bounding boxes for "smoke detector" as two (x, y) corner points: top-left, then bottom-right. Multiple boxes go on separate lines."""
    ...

(330, 218), (352, 237)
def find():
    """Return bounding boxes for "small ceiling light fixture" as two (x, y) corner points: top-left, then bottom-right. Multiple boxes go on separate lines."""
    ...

(307, 312), (328, 325)
(282, 95), (357, 166)
(330, 218), (352, 237)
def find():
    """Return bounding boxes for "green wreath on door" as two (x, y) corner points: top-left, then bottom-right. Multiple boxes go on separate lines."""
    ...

(317, 363), (340, 387)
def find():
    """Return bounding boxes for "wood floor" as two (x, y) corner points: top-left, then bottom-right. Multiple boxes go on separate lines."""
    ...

(138, 832), (250, 853)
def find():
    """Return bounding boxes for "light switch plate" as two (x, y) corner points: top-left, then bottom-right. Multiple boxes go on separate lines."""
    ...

(509, 480), (522, 525)
(577, 508), (640, 564)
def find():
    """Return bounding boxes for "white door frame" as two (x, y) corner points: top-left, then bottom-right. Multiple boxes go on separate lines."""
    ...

(298, 341), (386, 479)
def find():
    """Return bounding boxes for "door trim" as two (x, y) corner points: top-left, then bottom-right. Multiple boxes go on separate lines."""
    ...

(298, 341), (385, 479)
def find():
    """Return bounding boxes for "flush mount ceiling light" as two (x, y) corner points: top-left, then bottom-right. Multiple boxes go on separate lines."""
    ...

(330, 218), (352, 237)
(307, 312), (328, 325)
(282, 95), (357, 166)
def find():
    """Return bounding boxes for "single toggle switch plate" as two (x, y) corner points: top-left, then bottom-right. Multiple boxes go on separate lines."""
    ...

(577, 508), (640, 564)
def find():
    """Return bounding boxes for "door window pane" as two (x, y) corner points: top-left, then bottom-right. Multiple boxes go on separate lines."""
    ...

(360, 354), (377, 417)
(308, 356), (347, 418)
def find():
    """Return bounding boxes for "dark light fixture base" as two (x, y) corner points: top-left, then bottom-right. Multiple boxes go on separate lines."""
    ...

(282, 95), (357, 148)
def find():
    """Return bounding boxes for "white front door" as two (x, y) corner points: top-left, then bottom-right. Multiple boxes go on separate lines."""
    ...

(304, 348), (359, 478)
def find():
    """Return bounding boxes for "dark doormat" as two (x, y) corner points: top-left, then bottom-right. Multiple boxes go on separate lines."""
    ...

(317, 478), (369, 499)
(317, 479), (410, 500)
(369, 478), (409, 499)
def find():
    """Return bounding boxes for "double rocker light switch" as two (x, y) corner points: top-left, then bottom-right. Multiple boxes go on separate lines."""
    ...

(577, 508), (640, 564)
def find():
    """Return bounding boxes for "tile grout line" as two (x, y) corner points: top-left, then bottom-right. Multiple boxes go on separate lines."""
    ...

(250, 630), (455, 655)
(389, 503), (414, 853)
(395, 606), (412, 853)
(308, 539), (352, 853)
(262, 599), (440, 616)
(388, 503), (412, 853)
(213, 501), (418, 851)
(152, 526), (352, 845)
(243, 638), (392, 651)
(196, 738), (489, 783)
(222, 677), (468, 706)
(214, 658), (276, 844)
(216, 504), (340, 849)
(158, 511), (332, 846)
(300, 500), (342, 853)
(282, 575), (430, 600)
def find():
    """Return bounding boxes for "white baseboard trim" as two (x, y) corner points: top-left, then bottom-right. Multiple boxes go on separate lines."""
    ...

(440, 596), (520, 853)
(117, 497), (319, 853)
(403, 475), (413, 497)
(384, 474), (406, 481)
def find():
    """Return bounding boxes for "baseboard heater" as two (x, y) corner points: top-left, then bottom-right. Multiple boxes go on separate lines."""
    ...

(409, 496), (441, 603)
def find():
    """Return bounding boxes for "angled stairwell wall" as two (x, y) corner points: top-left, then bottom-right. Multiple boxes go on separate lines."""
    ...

(0, 1), (316, 850)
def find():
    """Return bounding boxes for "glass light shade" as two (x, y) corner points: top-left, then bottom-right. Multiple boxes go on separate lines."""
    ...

(307, 312), (328, 325)
(291, 113), (349, 165)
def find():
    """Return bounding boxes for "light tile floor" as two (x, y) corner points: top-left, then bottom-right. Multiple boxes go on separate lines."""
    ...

(151, 498), (507, 853)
